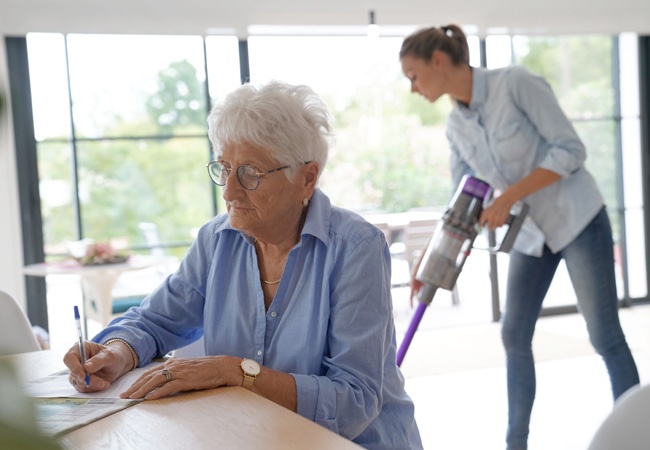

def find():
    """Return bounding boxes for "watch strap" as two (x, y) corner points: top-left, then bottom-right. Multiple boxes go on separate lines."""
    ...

(242, 372), (256, 390)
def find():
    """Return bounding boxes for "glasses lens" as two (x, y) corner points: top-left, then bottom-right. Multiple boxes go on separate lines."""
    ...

(237, 165), (260, 190)
(207, 162), (227, 186)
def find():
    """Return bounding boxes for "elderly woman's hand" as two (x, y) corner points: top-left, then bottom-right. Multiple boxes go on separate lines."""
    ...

(63, 340), (135, 392)
(120, 355), (242, 400)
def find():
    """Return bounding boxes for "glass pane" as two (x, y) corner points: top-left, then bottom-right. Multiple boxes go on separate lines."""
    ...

(76, 137), (213, 259)
(205, 36), (242, 106)
(485, 35), (512, 69)
(512, 35), (614, 119)
(37, 141), (77, 257)
(249, 33), (493, 328)
(248, 35), (454, 214)
(66, 34), (208, 138)
(507, 35), (623, 306)
(26, 33), (72, 141)
(467, 35), (481, 67)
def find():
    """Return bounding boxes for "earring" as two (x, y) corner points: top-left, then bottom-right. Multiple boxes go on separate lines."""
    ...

(302, 198), (309, 206)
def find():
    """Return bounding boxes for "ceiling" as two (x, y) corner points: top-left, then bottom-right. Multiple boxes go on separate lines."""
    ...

(1, 0), (649, 37)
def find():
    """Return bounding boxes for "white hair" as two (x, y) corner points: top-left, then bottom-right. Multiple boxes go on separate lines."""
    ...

(207, 81), (331, 181)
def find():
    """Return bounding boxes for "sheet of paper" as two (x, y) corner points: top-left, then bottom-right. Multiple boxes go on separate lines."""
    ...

(34, 397), (143, 437)
(23, 362), (163, 399)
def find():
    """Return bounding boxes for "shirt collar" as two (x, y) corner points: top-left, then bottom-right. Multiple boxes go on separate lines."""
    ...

(470, 66), (488, 109)
(299, 188), (330, 245)
(458, 66), (487, 112)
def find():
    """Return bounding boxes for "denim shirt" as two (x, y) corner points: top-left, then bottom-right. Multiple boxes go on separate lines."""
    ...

(95, 188), (423, 450)
(447, 65), (604, 256)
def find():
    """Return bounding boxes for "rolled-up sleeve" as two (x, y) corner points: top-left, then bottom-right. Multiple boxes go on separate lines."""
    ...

(509, 66), (586, 177)
(93, 221), (217, 363)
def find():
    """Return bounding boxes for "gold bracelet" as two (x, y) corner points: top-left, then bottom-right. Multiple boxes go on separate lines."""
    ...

(104, 338), (138, 371)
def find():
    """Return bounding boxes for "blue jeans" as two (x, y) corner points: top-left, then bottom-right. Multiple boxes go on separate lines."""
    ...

(501, 207), (639, 450)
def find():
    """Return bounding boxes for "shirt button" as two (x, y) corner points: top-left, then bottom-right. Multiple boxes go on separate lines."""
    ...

(257, 350), (262, 356)
(270, 311), (277, 317)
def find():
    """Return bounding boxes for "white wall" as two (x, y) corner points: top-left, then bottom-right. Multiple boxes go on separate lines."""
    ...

(0, 0), (649, 36)
(0, 38), (26, 310)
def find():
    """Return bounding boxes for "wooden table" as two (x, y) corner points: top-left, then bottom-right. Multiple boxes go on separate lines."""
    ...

(7, 350), (363, 450)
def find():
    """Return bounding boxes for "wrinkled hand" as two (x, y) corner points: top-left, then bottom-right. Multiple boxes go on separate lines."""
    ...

(63, 341), (132, 393)
(120, 355), (240, 401)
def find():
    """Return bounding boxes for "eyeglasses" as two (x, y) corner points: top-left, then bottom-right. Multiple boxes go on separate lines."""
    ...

(206, 161), (292, 191)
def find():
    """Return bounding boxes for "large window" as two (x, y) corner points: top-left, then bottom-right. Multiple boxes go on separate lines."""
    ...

(248, 34), (483, 213)
(486, 34), (648, 308)
(26, 34), (241, 259)
(21, 30), (647, 323)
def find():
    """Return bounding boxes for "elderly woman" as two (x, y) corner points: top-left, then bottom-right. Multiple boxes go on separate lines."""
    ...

(64, 81), (422, 449)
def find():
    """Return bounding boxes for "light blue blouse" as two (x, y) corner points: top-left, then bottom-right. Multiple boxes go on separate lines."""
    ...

(447, 65), (605, 256)
(94, 188), (422, 450)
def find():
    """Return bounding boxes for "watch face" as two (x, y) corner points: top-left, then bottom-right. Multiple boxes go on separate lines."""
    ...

(241, 359), (261, 375)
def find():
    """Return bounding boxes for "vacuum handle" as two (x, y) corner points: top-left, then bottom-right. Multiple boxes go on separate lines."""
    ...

(491, 202), (529, 253)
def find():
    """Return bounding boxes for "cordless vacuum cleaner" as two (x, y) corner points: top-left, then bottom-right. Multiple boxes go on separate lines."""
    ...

(396, 175), (529, 367)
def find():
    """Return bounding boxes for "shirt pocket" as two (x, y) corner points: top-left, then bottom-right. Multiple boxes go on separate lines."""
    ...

(491, 120), (538, 183)
(492, 121), (530, 161)
(450, 123), (480, 163)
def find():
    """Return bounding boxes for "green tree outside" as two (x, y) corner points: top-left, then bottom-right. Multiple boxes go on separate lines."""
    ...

(36, 35), (619, 258)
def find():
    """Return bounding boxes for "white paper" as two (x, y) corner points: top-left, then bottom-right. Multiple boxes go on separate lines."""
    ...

(34, 397), (143, 437)
(23, 362), (162, 399)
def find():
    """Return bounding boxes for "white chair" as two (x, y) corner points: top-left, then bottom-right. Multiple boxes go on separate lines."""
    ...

(398, 213), (461, 305)
(0, 290), (42, 355)
(138, 222), (167, 259)
(587, 383), (650, 450)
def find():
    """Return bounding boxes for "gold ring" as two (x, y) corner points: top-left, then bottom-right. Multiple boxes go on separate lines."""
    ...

(161, 368), (172, 383)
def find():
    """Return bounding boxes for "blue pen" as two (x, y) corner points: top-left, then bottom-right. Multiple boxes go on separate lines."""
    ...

(74, 306), (90, 387)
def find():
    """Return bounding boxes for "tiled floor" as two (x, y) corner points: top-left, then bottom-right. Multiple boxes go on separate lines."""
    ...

(41, 271), (649, 450)
(398, 302), (650, 450)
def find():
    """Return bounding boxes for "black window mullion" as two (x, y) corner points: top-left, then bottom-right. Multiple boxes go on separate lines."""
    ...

(202, 37), (219, 217)
(238, 39), (250, 84)
(6, 36), (48, 330)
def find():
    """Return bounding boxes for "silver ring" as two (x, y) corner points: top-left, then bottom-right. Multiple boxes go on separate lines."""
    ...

(161, 368), (172, 383)
(71, 378), (77, 386)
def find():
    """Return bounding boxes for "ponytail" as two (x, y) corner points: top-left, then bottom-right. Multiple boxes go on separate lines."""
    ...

(399, 24), (469, 65)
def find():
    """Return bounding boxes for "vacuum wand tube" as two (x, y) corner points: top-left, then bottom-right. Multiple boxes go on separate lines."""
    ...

(396, 176), (528, 367)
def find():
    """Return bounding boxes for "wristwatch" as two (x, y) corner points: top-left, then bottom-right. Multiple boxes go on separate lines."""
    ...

(240, 358), (261, 390)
